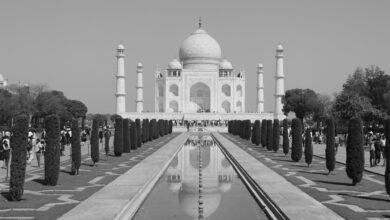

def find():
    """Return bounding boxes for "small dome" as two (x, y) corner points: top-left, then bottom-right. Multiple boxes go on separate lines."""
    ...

(277, 44), (283, 51)
(117, 44), (125, 50)
(168, 59), (182, 69)
(137, 62), (143, 67)
(257, 63), (263, 68)
(219, 59), (233, 70)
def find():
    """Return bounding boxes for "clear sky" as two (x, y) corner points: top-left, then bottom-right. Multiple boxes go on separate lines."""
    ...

(1, 0), (389, 114)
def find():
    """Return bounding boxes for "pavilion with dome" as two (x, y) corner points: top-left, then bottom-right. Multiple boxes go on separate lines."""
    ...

(117, 20), (285, 123)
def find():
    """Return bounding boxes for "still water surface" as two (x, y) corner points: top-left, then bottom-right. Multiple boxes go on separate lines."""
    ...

(134, 134), (266, 220)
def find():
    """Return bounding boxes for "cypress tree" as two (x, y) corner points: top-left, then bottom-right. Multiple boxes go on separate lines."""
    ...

(104, 128), (111, 156)
(253, 120), (261, 146)
(291, 118), (303, 162)
(149, 119), (154, 140)
(266, 120), (273, 151)
(91, 118), (100, 165)
(71, 119), (81, 175)
(346, 117), (364, 185)
(384, 119), (390, 195)
(44, 114), (61, 185)
(130, 121), (137, 149)
(9, 114), (29, 201)
(169, 120), (173, 134)
(158, 119), (163, 137)
(251, 123), (256, 144)
(261, 119), (267, 147)
(326, 118), (336, 174)
(142, 119), (147, 143)
(136, 119), (142, 148)
(273, 119), (280, 152)
(123, 119), (130, 153)
(282, 119), (289, 156)
(145, 119), (150, 141)
(155, 119), (160, 139)
(305, 129), (313, 167)
(114, 117), (123, 156)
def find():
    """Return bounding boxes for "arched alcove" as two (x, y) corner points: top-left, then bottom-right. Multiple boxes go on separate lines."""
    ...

(222, 84), (231, 97)
(170, 84), (179, 96)
(221, 101), (231, 113)
(190, 82), (210, 112)
(236, 101), (242, 112)
(237, 85), (242, 97)
(169, 100), (179, 112)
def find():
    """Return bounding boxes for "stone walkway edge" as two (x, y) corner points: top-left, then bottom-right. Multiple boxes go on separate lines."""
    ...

(58, 133), (190, 220)
(212, 132), (343, 220)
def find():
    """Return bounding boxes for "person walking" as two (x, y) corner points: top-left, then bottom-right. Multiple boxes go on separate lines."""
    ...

(60, 132), (66, 156)
(374, 135), (382, 166)
(334, 134), (340, 153)
(1, 133), (11, 170)
(35, 138), (44, 167)
(368, 133), (375, 167)
(381, 135), (386, 166)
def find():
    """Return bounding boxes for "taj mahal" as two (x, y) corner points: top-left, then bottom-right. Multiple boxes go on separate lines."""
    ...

(116, 20), (285, 122)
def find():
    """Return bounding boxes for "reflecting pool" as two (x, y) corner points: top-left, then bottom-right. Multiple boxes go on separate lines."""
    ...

(133, 134), (267, 220)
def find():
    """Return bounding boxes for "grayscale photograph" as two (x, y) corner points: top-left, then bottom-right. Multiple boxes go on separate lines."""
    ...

(0, 1), (390, 219)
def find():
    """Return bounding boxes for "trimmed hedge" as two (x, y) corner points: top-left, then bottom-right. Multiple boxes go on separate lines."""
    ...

(266, 120), (273, 151)
(304, 129), (313, 167)
(91, 118), (100, 164)
(282, 119), (289, 156)
(169, 120), (173, 134)
(130, 121), (137, 150)
(261, 119), (267, 147)
(273, 119), (280, 152)
(135, 119), (142, 148)
(145, 119), (150, 141)
(71, 118), (81, 175)
(325, 118), (336, 173)
(123, 118), (130, 153)
(44, 114), (61, 185)
(346, 117), (364, 185)
(385, 119), (390, 195)
(114, 117), (123, 156)
(291, 118), (303, 162)
(104, 128), (111, 155)
(253, 120), (261, 146)
(9, 114), (29, 201)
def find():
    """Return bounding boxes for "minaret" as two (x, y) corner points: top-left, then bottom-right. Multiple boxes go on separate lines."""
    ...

(136, 62), (144, 113)
(257, 63), (264, 113)
(115, 44), (126, 114)
(274, 44), (285, 119)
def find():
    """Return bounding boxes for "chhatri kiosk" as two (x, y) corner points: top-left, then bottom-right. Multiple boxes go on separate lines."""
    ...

(117, 21), (285, 123)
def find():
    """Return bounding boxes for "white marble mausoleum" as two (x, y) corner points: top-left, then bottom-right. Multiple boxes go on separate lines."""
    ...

(116, 20), (285, 122)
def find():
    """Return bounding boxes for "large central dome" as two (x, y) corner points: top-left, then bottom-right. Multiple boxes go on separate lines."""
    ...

(179, 28), (222, 70)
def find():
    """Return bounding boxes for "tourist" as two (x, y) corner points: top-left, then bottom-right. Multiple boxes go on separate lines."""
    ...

(65, 128), (71, 146)
(60, 131), (66, 156)
(334, 134), (340, 153)
(381, 135), (386, 166)
(1, 132), (11, 169)
(35, 138), (44, 167)
(81, 129), (87, 147)
(368, 133), (375, 167)
(27, 138), (34, 164)
(99, 129), (103, 143)
(374, 135), (382, 166)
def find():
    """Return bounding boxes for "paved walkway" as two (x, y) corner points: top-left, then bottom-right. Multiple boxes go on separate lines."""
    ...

(222, 133), (390, 220)
(0, 134), (179, 220)
(59, 133), (190, 220)
(214, 133), (343, 220)
(313, 144), (385, 176)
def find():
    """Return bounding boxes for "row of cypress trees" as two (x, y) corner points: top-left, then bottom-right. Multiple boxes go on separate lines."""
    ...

(228, 119), (288, 154)
(105, 117), (173, 160)
(229, 117), (390, 189)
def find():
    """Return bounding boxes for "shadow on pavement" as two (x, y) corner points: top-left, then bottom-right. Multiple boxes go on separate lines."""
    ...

(314, 179), (353, 186)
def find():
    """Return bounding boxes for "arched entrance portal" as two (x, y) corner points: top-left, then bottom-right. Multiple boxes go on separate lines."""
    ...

(190, 82), (210, 113)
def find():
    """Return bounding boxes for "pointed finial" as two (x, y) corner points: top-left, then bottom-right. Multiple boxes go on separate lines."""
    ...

(198, 16), (202, 28)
